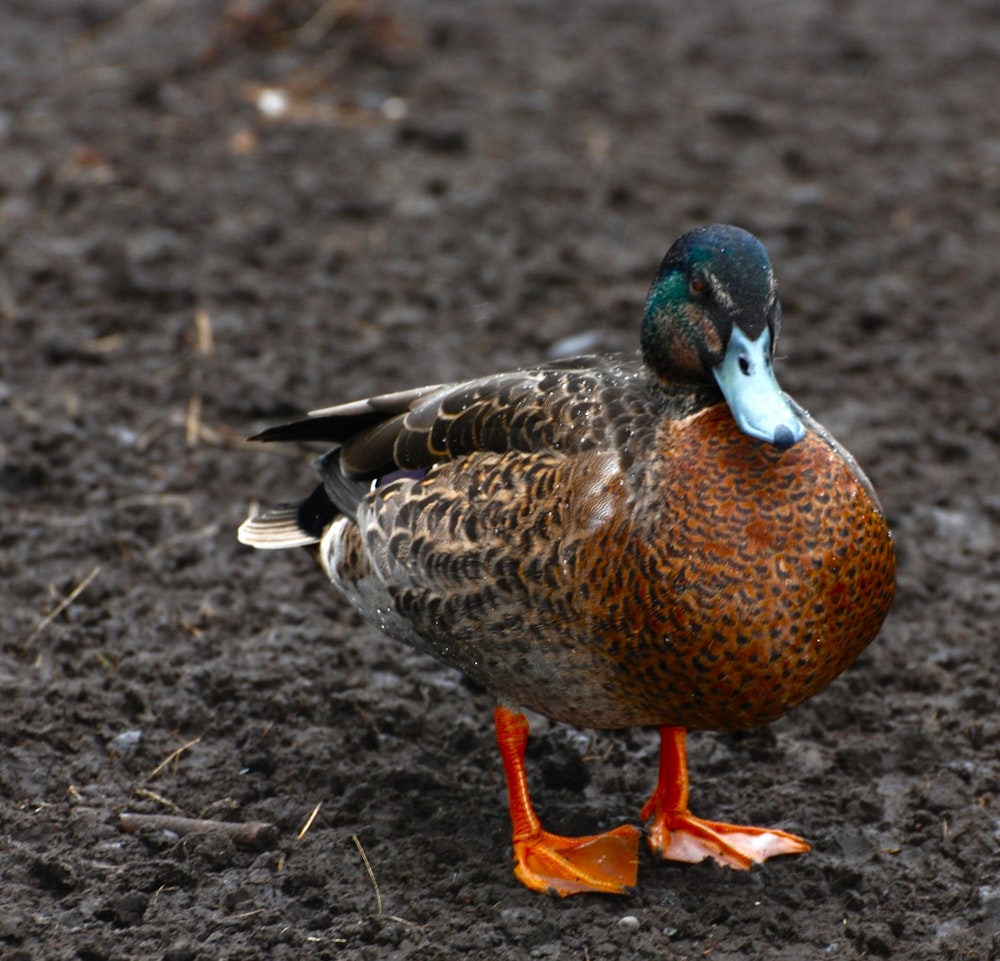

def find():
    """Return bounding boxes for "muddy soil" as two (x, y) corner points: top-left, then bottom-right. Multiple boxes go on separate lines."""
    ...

(2, 1), (999, 958)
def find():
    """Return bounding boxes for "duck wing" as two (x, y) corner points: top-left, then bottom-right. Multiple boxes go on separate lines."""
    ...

(239, 354), (664, 548)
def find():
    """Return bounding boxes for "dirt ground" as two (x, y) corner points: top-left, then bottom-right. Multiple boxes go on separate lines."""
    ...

(2, 0), (999, 958)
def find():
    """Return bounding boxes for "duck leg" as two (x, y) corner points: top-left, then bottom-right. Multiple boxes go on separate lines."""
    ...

(641, 726), (810, 869)
(494, 705), (641, 896)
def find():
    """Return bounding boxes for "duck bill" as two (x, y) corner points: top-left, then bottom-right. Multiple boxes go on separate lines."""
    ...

(713, 326), (806, 451)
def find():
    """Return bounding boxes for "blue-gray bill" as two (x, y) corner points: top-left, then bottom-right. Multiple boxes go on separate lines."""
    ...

(713, 326), (805, 451)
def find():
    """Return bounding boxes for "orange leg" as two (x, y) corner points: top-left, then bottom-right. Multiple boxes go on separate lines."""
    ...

(640, 726), (810, 869)
(494, 705), (641, 896)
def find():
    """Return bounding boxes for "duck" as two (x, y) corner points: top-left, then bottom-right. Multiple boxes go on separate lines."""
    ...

(238, 224), (896, 896)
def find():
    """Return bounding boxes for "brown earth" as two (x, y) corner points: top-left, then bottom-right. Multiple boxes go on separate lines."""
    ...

(2, 1), (999, 959)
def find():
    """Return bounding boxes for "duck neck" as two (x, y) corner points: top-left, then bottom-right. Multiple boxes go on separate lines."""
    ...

(648, 375), (725, 421)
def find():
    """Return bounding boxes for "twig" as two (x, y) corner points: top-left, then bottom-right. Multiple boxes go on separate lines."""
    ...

(22, 565), (101, 651)
(352, 833), (382, 918)
(119, 812), (278, 848)
(148, 737), (201, 779)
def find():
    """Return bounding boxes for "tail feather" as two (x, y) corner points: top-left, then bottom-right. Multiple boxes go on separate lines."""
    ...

(238, 482), (342, 550)
(238, 505), (319, 549)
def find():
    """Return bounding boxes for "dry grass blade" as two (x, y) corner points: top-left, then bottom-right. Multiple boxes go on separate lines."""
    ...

(297, 801), (322, 841)
(145, 522), (220, 561)
(294, 0), (352, 46)
(352, 833), (382, 918)
(148, 737), (202, 779)
(133, 787), (184, 814)
(22, 565), (101, 651)
(194, 307), (214, 356)
(186, 395), (202, 447)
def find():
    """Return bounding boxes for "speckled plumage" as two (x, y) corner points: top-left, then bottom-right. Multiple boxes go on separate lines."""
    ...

(239, 224), (896, 894)
(296, 366), (894, 733)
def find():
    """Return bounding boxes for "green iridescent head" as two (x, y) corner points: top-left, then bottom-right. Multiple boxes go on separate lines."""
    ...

(641, 224), (805, 450)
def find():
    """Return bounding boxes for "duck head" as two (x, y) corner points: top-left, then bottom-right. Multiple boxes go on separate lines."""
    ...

(641, 224), (806, 451)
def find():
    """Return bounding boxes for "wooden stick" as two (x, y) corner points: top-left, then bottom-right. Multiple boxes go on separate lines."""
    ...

(119, 812), (278, 848)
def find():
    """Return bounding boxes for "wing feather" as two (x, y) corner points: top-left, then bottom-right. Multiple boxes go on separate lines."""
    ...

(243, 352), (669, 535)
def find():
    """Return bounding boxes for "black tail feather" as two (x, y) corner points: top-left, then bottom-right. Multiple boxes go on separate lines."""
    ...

(296, 482), (341, 540)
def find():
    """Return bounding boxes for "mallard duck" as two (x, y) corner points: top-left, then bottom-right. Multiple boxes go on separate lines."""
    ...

(238, 224), (896, 895)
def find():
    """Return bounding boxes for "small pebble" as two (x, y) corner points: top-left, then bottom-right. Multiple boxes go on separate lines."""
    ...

(617, 915), (641, 931)
(381, 97), (407, 121)
(257, 88), (289, 118)
(500, 906), (543, 926)
(109, 729), (143, 754)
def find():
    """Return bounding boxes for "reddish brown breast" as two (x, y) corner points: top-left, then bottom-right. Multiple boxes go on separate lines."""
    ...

(579, 403), (897, 730)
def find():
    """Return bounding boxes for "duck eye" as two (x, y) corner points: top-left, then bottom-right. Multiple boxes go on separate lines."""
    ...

(688, 276), (708, 298)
